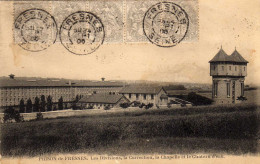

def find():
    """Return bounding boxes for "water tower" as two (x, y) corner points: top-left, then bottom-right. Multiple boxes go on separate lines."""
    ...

(209, 47), (248, 104)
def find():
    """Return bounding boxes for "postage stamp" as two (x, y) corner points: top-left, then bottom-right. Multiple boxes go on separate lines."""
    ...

(126, 0), (198, 43)
(13, 8), (57, 52)
(59, 11), (105, 55)
(143, 2), (189, 47)
(50, 1), (88, 44)
(12, 0), (198, 54)
(89, 0), (123, 43)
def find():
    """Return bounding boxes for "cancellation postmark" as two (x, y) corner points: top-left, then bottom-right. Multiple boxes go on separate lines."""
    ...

(143, 2), (189, 47)
(14, 9), (58, 52)
(59, 11), (105, 55)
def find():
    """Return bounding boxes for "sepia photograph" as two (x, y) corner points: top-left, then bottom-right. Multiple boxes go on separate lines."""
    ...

(0, 0), (259, 163)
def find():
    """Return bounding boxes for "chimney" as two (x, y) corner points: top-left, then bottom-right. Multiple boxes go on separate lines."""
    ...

(101, 77), (105, 82)
(9, 74), (15, 79)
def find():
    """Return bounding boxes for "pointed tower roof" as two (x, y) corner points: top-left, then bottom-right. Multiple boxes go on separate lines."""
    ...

(230, 49), (248, 63)
(209, 48), (229, 63)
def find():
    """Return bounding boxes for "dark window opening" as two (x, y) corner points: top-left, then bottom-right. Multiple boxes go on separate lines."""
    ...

(241, 83), (244, 96)
(227, 83), (230, 97)
(136, 94), (139, 99)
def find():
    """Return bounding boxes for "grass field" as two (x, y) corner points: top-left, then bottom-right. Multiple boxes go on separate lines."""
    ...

(1, 104), (259, 157)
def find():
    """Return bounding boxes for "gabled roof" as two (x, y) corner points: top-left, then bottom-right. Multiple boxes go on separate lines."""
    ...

(209, 48), (248, 63)
(209, 48), (229, 63)
(230, 50), (248, 63)
(78, 93), (128, 104)
(166, 90), (191, 96)
(163, 85), (186, 90)
(0, 77), (124, 87)
(119, 85), (164, 94)
(160, 94), (168, 99)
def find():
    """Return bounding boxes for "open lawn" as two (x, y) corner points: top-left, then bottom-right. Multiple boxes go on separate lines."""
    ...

(1, 104), (259, 157)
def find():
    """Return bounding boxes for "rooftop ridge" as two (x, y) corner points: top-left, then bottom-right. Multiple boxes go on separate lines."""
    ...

(209, 48), (248, 63)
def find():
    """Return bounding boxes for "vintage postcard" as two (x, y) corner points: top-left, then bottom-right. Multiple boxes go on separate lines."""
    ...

(0, 0), (259, 163)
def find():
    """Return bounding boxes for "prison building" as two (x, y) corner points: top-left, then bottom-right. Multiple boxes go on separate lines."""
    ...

(77, 93), (130, 109)
(119, 85), (168, 107)
(0, 76), (124, 108)
(209, 47), (248, 104)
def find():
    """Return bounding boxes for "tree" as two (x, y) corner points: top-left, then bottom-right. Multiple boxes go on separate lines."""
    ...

(58, 96), (63, 110)
(3, 106), (23, 123)
(104, 105), (110, 110)
(139, 103), (145, 108)
(72, 95), (80, 110)
(26, 98), (33, 113)
(47, 95), (53, 111)
(53, 106), (57, 111)
(33, 97), (40, 112)
(36, 112), (43, 121)
(145, 103), (154, 109)
(40, 95), (46, 112)
(19, 98), (25, 113)
(120, 102), (130, 109)
(237, 96), (247, 101)
(64, 103), (68, 109)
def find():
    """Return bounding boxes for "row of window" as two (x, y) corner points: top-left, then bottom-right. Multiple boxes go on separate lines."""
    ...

(212, 65), (246, 71)
(0, 88), (119, 92)
(85, 103), (113, 107)
(0, 96), (72, 103)
(213, 82), (244, 98)
(125, 93), (154, 100)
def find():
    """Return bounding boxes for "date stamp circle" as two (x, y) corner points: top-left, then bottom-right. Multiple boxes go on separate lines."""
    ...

(143, 2), (189, 47)
(60, 11), (105, 55)
(14, 9), (58, 52)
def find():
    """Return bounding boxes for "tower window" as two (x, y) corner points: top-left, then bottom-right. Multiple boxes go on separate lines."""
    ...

(244, 67), (246, 71)
(241, 83), (244, 96)
(211, 65), (215, 70)
(213, 82), (218, 97)
(226, 83), (230, 97)
(229, 66), (231, 71)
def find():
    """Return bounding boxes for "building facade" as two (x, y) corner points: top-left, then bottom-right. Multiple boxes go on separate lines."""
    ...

(0, 76), (124, 109)
(119, 85), (168, 107)
(209, 48), (248, 104)
(77, 93), (130, 109)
